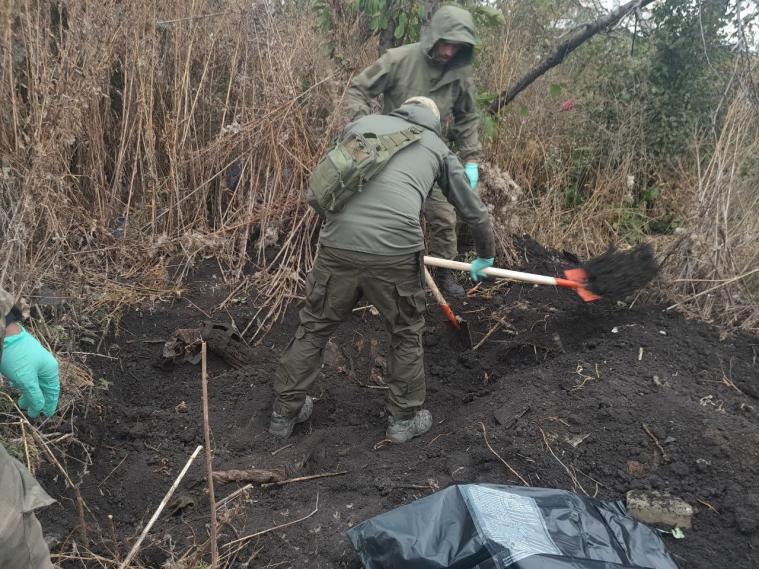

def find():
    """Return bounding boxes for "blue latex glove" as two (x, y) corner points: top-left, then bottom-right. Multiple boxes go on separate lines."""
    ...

(1, 328), (60, 418)
(470, 257), (495, 282)
(465, 162), (479, 191)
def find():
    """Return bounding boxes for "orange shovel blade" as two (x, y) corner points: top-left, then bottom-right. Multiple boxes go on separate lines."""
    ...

(562, 268), (601, 302)
(440, 303), (461, 329)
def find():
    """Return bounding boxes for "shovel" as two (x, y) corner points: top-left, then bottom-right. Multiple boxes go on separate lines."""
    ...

(424, 267), (473, 350)
(425, 244), (658, 302)
(424, 256), (601, 302)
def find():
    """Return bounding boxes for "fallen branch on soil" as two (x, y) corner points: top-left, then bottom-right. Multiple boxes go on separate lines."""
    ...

(271, 443), (294, 456)
(393, 479), (440, 491)
(539, 426), (588, 495)
(697, 498), (720, 514)
(53, 551), (120, 567)
(574, 466), (608, 497)
(97, 453), (129, 490)
(479, 422), (530, 486)
(642, 423), (669, 463)
(201, 343), (219, 568)
(473, 317), (517, 351)
(260, 470), (348, 488)
(216, 484), (253, 511)
(213, 468), (287, 484)
(428, 432), (452, 445)
(223, 490), (320, 549)
(119, 445), (203, 569)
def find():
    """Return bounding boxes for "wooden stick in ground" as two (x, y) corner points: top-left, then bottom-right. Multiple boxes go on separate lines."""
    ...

(473, 319), (504, 352)
(118, 445), (203, 569)
(201, 341), (219, 568)
(223, 490), (320, 549)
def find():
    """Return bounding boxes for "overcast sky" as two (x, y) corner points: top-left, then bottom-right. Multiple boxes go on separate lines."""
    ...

(596, 0), (758, 49)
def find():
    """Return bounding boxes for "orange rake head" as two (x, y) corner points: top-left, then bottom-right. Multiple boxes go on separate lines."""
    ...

(559, 268), (602, 302)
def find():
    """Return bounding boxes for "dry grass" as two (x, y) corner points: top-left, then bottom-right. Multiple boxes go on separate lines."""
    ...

(0, 3), (755, 567)
(0, 6), (370, 563)
(0, 0), (357, 333)
(2, 0), (751, 335)
(477, 8), (756, 329)
(662, 91), (759, 332)
(477, 18), (654, 258)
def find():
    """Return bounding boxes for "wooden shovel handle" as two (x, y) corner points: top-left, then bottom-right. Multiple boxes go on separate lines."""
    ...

(424, 267), (461, 329)
(424, 255), (562, 287)
(424, 267), (448, 306)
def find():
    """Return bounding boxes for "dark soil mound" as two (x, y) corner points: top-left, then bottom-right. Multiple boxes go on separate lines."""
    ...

(38, 240), (759, 568)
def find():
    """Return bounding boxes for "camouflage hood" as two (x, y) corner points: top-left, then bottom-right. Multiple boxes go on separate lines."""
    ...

(420, 5), (478, 70)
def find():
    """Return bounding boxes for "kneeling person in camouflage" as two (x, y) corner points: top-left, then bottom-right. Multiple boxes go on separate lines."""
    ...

(270, 97), (495, 443)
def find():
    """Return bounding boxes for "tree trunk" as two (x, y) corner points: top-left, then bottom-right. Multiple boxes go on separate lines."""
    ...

(424, 0), (440, 24)
(416, 0), (440, 42)
(488, 0), (658, 115)
(378, 0), (397, 54)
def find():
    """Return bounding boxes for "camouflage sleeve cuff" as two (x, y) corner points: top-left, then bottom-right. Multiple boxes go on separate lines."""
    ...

(470, 220), (496, 259)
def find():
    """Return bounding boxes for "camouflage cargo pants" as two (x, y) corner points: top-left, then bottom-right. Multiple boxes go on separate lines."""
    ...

(273, 246), (427, 421)
(423, 185), (458, 261)
(0, 445), (55, 569)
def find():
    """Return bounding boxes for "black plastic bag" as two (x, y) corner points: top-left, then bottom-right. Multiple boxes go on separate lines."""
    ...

(347, 484), (680, 569)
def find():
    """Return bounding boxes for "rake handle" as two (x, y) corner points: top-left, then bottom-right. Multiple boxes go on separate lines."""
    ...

(424, 256), (579, 290)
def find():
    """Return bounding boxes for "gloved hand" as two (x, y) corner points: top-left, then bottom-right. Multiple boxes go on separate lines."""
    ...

(1, 328), (60, 418)
(465, 161), (479, 191)
(470, 257), (495, 282)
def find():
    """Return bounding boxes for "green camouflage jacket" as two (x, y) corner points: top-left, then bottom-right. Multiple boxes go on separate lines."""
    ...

(344, 5), (481, 160)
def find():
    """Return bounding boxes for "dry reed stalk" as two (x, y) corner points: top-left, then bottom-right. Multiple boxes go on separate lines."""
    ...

(0, 1), (346, 331)
(119, 445), (203, 569)
(478, 422), (530, 486)
(664, 91), (758, 331)
(200, 342), (219, 567)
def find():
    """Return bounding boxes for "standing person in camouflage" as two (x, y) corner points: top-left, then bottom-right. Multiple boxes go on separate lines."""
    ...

(344, 5), (482, 298)
(0, 287), (57, 569)
(269, 98), (495, 443)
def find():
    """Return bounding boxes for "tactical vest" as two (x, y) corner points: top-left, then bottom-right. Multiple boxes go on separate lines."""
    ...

(308, 126), (424, 214)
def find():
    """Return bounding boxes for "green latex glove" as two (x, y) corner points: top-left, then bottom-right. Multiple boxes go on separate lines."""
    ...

(470, 257), (494, 282)
(1, 329), (60, 418)
(465, 161), (479, 191)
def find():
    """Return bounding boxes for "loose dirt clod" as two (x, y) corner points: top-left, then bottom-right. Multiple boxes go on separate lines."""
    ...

(212, 468), (287, 485)
(580, 244), (658, 299)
